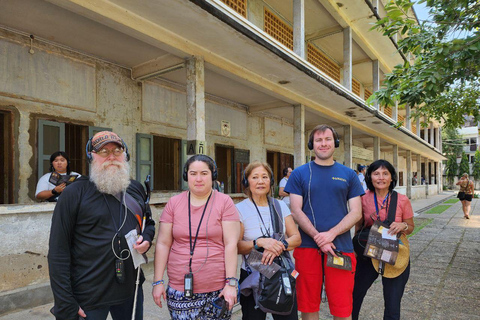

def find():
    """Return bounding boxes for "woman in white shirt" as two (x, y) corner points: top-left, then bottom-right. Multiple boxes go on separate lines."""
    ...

(35, 151), (80, 202)
(236, 161), (301, 320)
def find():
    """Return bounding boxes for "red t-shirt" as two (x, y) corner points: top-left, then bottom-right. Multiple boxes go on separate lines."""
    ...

(361, 190), (414, 227)
(160, 190), (239, 293)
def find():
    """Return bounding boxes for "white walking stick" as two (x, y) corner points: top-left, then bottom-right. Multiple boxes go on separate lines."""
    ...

(132, 175), (151, 320)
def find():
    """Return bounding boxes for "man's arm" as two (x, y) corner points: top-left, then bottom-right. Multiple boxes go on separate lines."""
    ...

(290, 193), (319, 240)
(47, 187), (82, 319)
(314, 196), (362, 254)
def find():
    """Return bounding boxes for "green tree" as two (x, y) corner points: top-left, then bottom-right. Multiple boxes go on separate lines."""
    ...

(442, 127), (463, 157)
(472, 149), (480, 181)
(370, 0), (480, 129)
(445, 154), (458, 187)
(458, 152), (470, 177)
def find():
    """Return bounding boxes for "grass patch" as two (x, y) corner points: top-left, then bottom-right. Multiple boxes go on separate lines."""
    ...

(425, 205), (451, 214)
(444, 198), (459, 204)
(408, 217), (433, 238)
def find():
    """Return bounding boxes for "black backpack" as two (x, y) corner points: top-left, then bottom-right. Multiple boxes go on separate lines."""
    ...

(254, 198), (296, 315)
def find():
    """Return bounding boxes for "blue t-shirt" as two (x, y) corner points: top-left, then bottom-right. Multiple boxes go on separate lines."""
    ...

(285, 161), (364, 252)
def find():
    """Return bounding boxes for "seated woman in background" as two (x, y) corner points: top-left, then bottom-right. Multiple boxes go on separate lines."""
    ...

(35, 151), (80, 202)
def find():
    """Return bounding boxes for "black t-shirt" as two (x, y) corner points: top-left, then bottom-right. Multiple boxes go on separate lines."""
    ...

(48, 177), (155, 319)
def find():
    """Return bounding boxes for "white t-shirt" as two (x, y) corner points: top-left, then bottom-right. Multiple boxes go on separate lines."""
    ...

(236, 198), (291, 269)
(35, 171), (81, 197)
(358, 172), (367, 192)
(279, 177), (290, 207)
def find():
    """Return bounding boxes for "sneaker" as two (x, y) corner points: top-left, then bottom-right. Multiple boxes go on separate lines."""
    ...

(466, 215), (470, 219)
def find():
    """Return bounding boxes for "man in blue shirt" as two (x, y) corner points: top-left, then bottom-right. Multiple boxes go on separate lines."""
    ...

(285, 124), (364, 320)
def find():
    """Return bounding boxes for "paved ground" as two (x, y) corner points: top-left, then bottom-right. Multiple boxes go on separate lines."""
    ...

(3, 191), (479, 320)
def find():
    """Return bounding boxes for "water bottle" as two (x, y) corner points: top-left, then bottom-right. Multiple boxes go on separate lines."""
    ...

(220, 182), (225, 193)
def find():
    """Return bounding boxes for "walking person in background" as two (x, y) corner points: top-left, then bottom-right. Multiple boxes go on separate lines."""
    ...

(285, 124), (364, 320)
(357, 165), (367, 192)
(35, 151), (80, 202)
(352, 159), (414, 320)
(456, 173), (474, 219)
(152, 155), (240, 319)
(48, 131), (155, 319)
(237, 161), (301, 319)
(278, 167), (293, 209)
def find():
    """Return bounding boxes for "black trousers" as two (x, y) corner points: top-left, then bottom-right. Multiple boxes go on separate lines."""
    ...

(352, 257), (410, 320)
(239, 269), (298, 320)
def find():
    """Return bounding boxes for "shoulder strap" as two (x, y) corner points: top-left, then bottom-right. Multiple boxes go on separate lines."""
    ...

(384, 191), (398, 226)
(267, 197), (283, 234)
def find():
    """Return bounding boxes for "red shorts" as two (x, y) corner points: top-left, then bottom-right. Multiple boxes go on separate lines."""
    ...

(293, 248), (356, 317)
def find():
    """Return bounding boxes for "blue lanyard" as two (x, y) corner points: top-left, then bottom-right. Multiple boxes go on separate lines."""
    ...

(374, 192), (390, 220)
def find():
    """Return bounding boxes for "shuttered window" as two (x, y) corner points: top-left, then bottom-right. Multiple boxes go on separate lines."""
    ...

(264, 8), (293, 50)
(220, 0), (247, 17)
(307, 43), (341, 83)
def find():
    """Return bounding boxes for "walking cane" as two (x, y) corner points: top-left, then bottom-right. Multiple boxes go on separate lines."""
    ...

(132, 175), (151, 320)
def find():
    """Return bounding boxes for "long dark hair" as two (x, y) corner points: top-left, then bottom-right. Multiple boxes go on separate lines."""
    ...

(49, 151), (71, 174)
(365, 159), (397, 192)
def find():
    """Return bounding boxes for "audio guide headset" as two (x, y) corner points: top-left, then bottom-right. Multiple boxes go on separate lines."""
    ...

(183, 154), (218, 182)
(241, 163), (275, 189)
(85, 135), (130, 163)
(307, 124), (340, 150)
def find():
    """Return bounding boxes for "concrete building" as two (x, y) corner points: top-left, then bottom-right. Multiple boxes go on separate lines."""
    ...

(0, 0), (445, 314)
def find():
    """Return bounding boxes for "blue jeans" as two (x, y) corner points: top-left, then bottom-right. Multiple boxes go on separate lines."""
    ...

(352, 256), (410, 320)
(84, 287), (143, 320)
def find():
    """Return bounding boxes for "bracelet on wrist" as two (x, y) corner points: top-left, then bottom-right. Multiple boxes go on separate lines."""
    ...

(253, 239), (261, 250)
(51, 189), (59, 196)
(403, 222), (409, 231)
(152, 280), (164, 287)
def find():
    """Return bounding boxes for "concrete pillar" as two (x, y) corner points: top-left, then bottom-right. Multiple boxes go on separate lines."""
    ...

(373, 136), (381, 160)
(439, 127), (443, 153)
(393, 145), (398, 170)
(344, 125), (352, 169)
(430, 122), (435, 147)
(294, 104), (306, 169)
(416, 116), (421, 137)
(372, 0), (379, 12)
(437, 161), (442, 193)
(392, 100), (398, 122)
(435, 127), (440, 149)
(372, 60), (380, 110)
(186, 56), (206, 142)
(405, 103), (411, 130)
(423, 123), (429, 144)
(293, 0), (305, 59)
(406, 150), (412, 199)
(417, 154), (422, 176)
(343, 27), (352, 91)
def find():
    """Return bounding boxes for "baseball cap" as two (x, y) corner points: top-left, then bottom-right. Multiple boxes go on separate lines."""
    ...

(91, 131), (123, 152)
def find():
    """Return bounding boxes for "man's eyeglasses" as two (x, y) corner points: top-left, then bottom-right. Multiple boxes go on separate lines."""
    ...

(93, 148), (124, 158)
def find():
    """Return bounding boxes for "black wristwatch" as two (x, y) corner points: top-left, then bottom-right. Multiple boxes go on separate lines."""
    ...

(281, 239), (289, 251)
(253, 239), (261, 251)
(51, 189), (59, 196)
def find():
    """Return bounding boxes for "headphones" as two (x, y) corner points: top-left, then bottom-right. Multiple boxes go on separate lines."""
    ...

(183, 154), (218, 182)
(241, 165), (275, 189)
(85, 136), (130, 163)
(308, 125), (340, 150)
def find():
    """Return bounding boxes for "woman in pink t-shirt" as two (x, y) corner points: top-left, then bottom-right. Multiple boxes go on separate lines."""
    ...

(352, 160), (414, 320)
(152, 155), (240, 319)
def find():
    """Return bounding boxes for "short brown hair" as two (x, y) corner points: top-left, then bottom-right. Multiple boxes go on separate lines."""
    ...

(243, 161), (273, 199)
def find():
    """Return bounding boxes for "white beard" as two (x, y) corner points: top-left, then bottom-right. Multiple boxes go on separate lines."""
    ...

(90, 159), (131, 195)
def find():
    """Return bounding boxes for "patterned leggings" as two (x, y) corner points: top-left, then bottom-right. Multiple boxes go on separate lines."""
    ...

(166, 286), (232, 320)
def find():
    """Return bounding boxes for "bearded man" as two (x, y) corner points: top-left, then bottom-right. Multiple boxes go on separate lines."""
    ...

(48, 131), (155, 320)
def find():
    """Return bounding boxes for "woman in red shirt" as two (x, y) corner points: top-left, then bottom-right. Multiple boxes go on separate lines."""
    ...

(352, 159), (414, 320)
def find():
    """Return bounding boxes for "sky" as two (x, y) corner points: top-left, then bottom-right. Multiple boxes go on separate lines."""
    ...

(413, 1), (430, 23)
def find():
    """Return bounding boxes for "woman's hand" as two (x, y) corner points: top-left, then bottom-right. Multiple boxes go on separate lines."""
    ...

(219, 284), (237, 310)
(54, 183), (67, 194)
(388, 221), (408, 236)
(256, 238), (284, 256)
(152, 283), (167, 308)
(261, 249), (280, 265)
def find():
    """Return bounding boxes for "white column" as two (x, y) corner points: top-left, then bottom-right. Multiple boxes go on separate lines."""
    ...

(343, 27), (352, 91)
(294, 104), (306, 169)
(344, 125), (352, 169)
(430, 122), (435, 147)
(406, 150), (412, 199)
(372, 60), (380, 110)
(186, 56), (206, 142)
(373, 137), (381, 160)
(393, 145), (398, 170)
(416, 116), (421, 137)
(423, 121), (429, 143)
(392, 100), (398, 122)
(293, 0), (305, 59)
(439, 127), (443, 153)
(437, 161), (442, 193)
(405, 103), (411, 130)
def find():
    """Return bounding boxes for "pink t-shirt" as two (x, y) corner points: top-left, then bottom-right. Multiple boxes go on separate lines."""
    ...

(361, 190), (414, 227)
(160, 190), (239, 293)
